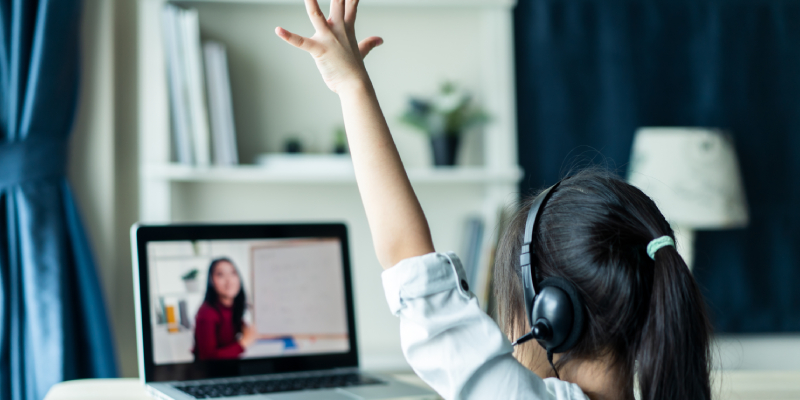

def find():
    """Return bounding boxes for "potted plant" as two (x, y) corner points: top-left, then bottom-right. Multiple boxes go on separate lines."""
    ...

(182, 269), (200, 293)
(401, 82), (489, 166)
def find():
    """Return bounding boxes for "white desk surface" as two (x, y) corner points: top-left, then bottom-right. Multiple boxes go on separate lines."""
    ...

(44, 371), (800, 400)
(44, 374), (435, 400)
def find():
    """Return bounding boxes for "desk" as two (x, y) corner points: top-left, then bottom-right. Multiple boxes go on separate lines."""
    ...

(44, 374), (437, 400)
(43, 371), (800, 400)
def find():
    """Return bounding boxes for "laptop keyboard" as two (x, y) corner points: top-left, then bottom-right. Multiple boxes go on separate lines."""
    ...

(173, 372), (385, 398)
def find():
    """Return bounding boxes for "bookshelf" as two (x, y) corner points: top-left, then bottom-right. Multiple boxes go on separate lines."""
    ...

(138, 0), (520, 371)
(144, 163), (522, 184)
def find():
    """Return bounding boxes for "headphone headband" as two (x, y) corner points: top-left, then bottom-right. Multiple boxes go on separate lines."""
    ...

(522, 182), (562, 246)
(520, 181), (563, 323)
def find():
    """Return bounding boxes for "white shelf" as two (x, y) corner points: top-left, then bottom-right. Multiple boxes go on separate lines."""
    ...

(172, 0), (517, 8)
(138, 0), (521, 366)
(143, 163), (523, 184)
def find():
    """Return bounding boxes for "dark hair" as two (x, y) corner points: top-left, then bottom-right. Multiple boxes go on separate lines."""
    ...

(495, 168), (712, 400)
(203, 257), (246, 334)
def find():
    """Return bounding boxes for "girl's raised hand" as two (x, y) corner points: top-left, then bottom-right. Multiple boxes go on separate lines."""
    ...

(275, 0), (383, 94)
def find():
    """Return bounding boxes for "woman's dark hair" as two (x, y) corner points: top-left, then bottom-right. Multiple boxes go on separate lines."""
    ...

(495, 168), (712, 400)
(203, 257), (246, 333)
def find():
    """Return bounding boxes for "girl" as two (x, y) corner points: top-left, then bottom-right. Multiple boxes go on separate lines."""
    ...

(275, 1), (712, 399)
(194, 258), (257, 360)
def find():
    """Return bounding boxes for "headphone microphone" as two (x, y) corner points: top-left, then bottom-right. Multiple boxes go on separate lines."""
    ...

(511, 320), (551, 347)
(512, 180), (585, 376)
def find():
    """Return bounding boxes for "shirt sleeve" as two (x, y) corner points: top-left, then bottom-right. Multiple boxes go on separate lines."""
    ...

(382, 252), (587, 400)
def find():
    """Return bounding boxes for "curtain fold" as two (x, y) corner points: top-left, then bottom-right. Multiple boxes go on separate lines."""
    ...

(0, 1), (118, 399)
(514, 0), (800, 332)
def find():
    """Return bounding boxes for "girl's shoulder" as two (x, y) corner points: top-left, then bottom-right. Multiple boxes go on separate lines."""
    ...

(195, 302), (221, 323)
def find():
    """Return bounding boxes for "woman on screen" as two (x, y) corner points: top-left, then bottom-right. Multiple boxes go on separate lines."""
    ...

(193, 257), (257, 360)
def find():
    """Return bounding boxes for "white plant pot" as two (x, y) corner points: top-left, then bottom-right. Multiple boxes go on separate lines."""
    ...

(184, 279), (199, 293)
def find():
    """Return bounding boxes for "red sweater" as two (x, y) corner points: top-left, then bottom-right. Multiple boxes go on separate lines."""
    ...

(193, 302), (244, 360)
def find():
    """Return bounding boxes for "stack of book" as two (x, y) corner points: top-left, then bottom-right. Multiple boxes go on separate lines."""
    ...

(460, 217), (485, 291)
(459, 206), (512, 317)
(162, 4), (239, 166)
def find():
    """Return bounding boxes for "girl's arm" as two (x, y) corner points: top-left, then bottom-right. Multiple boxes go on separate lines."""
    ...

(276, 7), (588, 399)
(275, 0), (433, 269)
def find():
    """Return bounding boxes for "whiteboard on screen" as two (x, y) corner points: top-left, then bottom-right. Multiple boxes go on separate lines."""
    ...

(251, 240), (348, 335)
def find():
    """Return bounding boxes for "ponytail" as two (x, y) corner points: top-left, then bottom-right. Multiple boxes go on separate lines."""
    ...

(636, 242), (712, 400)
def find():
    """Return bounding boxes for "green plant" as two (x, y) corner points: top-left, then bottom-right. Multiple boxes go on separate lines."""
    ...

(400, 82), (489, 137)
(181, 269), (199, 281)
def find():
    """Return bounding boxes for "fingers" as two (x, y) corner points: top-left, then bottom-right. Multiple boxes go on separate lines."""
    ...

(304, 0), (329, 33)
(358, 36), (383, 59)
(275, 27), (323, 57)
(329, 0), (345, 25)
(344, 0), (359, 29)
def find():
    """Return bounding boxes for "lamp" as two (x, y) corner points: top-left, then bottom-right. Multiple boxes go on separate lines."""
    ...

(627, 127), (749, 269)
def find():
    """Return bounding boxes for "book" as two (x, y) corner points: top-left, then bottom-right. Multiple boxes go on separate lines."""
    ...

(459, 217), (484, 289)
(203, 41), (239, 165)
(472, 205), (512, 313)
(155, 297), (166, 324)
(483, 206), (512, 321)
(162, 5), (193, 164)
(178, 299), (192, 329)
(180, 8), (211, 165)
(166, 304), (179, 333)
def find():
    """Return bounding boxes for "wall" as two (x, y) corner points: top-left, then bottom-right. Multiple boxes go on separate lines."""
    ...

(69, 0), (141, 378)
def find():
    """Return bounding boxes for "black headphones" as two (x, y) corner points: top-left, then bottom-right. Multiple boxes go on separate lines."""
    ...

(512, 181), (585, 360)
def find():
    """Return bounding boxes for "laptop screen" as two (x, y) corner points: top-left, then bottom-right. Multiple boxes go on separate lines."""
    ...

(146, 238), (350, 365)
(133, 224), (359, 382)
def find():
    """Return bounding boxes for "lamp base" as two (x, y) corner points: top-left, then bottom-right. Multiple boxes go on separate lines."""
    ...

(672, 225), (695, 271)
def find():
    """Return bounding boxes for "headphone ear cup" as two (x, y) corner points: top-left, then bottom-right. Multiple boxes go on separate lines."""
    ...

(532, 277), (585, 354)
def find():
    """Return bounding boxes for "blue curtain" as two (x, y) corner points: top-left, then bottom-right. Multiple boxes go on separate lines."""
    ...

(0, 0), (118, 399)
(515, 0), (800, 332)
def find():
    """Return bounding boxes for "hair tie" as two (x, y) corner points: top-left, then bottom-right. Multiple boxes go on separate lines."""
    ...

(647, 236), (675, 260)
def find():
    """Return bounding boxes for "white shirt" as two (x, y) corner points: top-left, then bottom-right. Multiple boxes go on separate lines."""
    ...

(382, 252), (588, 400)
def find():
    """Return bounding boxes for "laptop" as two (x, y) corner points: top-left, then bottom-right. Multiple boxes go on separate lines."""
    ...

(131, 223), (439, 400)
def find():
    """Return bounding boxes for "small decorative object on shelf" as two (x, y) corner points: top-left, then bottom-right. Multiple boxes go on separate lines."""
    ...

(333, 126), (348, 154)
(401, 82), (489, 166)
(283, 136), (304, 154)
(181, 269), (200, 293)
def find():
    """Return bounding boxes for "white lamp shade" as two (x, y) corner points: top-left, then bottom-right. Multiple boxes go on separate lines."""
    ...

(627, 127), (749, 229)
